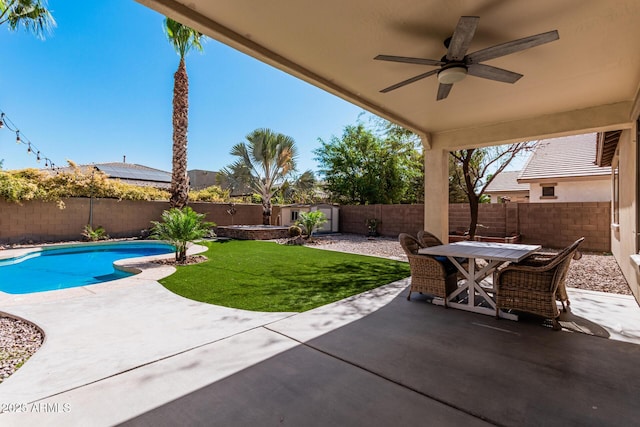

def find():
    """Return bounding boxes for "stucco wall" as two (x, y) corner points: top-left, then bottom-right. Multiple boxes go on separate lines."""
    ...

(610, 127), (639, 302)
(528, 178), (611, 202)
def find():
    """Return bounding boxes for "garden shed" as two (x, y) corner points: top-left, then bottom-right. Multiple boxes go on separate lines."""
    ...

(279, 204), (339, 233)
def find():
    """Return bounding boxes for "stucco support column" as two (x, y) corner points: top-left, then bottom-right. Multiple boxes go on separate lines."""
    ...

(423, 146), (449, 242)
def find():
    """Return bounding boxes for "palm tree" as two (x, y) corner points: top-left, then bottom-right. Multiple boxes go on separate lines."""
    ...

(164, 18), (204, 208)
(0, 0), (56, 39)
(150, 207), (214, 263)
(220, 128), (298, 225)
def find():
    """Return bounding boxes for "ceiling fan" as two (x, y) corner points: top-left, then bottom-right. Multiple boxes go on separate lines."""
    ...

(375, 16), (559, 100)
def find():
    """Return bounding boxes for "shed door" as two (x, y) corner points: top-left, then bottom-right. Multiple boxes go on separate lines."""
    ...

(318, 208), (332, 232)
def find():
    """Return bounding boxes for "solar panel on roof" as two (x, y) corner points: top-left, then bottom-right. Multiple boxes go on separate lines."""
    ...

(96, 165), (171, 183)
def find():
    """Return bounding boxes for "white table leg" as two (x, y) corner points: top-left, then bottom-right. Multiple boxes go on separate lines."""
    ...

(446, 257), (518, 320)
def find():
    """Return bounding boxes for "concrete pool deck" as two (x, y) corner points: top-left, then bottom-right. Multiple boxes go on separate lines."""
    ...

(0, 243), (639, 425)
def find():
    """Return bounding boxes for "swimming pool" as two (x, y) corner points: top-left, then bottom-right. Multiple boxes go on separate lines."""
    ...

(0, 242), (175, 294)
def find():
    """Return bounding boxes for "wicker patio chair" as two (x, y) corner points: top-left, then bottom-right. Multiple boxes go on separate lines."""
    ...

(494, 237), (584, 330)
(417, 230), (468, 278)
(417, 230), (444, 247)
(399, 233), (458, 306)
(515, 237), (585, 311)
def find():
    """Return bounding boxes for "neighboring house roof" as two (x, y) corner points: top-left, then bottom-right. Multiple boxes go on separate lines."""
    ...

(187, 169), (219, 190)
(94, 163), (172, 188)
(518, 133), (611, 182)
(486, 171), (529, 193)
(53, 162), (172, 189)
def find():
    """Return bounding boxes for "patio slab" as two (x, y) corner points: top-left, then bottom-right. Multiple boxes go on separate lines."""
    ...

(124, 290), (640, 427)
(0, 270), (639, 425)
(0, 281), (294, 405)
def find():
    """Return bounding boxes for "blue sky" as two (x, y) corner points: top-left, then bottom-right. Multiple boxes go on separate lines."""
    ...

(1, 0), (365, 174)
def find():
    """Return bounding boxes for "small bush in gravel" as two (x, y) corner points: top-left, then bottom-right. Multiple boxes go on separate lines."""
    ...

(288, 225), (302, 237)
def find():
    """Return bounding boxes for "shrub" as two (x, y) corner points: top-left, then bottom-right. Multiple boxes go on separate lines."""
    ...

(296, 211), (327, 240)
(189, 185), (230, 202)
(0, 164), (170, 203)
(82, 225), (109, 241)
(288, 225), (302, 237)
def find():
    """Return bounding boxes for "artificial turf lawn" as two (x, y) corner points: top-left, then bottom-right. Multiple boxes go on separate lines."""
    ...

(159, 239), (410, 312)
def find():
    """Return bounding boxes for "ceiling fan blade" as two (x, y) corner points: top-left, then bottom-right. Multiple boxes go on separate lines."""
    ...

(446, 16), (479, 61)
(374, 54), (444, 67)
(437, 83), (453, 100)
(467, 63), (523, 83)
(467, 30), (559, 63)
(380, 69), (439, 93)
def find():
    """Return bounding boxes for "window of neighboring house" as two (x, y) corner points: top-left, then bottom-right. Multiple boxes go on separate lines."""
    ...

(541, 184), (556, 198)
(613, 163), (619, 225)
(291, 210), (299, 222)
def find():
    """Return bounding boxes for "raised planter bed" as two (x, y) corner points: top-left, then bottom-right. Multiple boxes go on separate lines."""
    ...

(215, 225), (291, 240)
(449, 235), (521, 244)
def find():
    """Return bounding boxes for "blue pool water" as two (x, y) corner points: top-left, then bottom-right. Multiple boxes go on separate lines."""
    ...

(0, 242), (175, 294)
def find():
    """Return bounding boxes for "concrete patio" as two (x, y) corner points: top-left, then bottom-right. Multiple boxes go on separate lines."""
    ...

(0, 267), (639, 426)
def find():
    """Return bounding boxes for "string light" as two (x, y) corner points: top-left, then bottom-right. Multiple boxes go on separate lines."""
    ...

(0, 108), (60, 171)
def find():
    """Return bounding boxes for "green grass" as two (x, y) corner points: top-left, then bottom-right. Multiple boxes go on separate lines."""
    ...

(159, 240), (410, 312)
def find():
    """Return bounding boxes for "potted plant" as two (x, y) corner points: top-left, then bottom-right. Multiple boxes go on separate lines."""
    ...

(365, 218), (381, 237)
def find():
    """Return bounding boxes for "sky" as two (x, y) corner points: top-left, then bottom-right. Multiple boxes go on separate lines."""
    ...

(0, 0), (365, 174)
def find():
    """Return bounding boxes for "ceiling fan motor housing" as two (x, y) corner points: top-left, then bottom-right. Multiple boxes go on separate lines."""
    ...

(437, 63), (468, 84)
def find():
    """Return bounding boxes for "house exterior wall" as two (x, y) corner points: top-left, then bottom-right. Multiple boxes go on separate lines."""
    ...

(610, 127), (639, 303)
(528, 178), (610, 202)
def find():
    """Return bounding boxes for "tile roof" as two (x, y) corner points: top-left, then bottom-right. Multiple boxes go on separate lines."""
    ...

(485, 170), (529, 192)
(518, 133), (611, 182)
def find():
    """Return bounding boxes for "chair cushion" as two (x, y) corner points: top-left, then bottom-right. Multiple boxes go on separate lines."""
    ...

(433, 256), (459, 275)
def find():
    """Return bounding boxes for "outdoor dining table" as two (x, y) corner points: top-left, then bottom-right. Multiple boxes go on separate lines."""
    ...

(418, 241), (541, 319)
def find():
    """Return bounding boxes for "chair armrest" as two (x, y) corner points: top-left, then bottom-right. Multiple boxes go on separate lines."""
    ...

(517, 253), (555, 267)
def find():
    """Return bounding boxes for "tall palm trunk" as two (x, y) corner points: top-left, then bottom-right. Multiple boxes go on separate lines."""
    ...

(262, 197), (272, 225)
(170, 58), (189, 208)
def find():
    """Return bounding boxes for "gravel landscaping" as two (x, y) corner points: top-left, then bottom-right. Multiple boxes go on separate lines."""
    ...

(309, 234), (632, 295)
(0, 316), (43, 384)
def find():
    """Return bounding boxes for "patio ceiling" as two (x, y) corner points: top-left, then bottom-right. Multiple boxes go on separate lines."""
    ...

(137, 0), (640, 149)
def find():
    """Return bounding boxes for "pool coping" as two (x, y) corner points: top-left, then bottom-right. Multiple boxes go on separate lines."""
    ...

(0, 240), (208, 307)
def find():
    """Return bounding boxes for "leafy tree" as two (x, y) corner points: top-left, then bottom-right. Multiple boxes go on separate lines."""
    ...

(370, 117), (424, 203)
(314, 123), (421, 204)
(150, 207), (214, 263)
(450, 143), (534, 238)
(296, 210), (327, 240)
(164, 18), (204, 208)
(0, 0), (55, 39)
(219, 128), (302, 224)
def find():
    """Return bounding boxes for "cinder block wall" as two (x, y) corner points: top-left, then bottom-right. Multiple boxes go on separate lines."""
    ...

(0, 199), (264, 244)
(449, 204), (508, 236)
(339, 204), (424, 237)
(339, 202), (611, 252)
(518, 202), (611, 252)
(0, 200), (612, 251)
